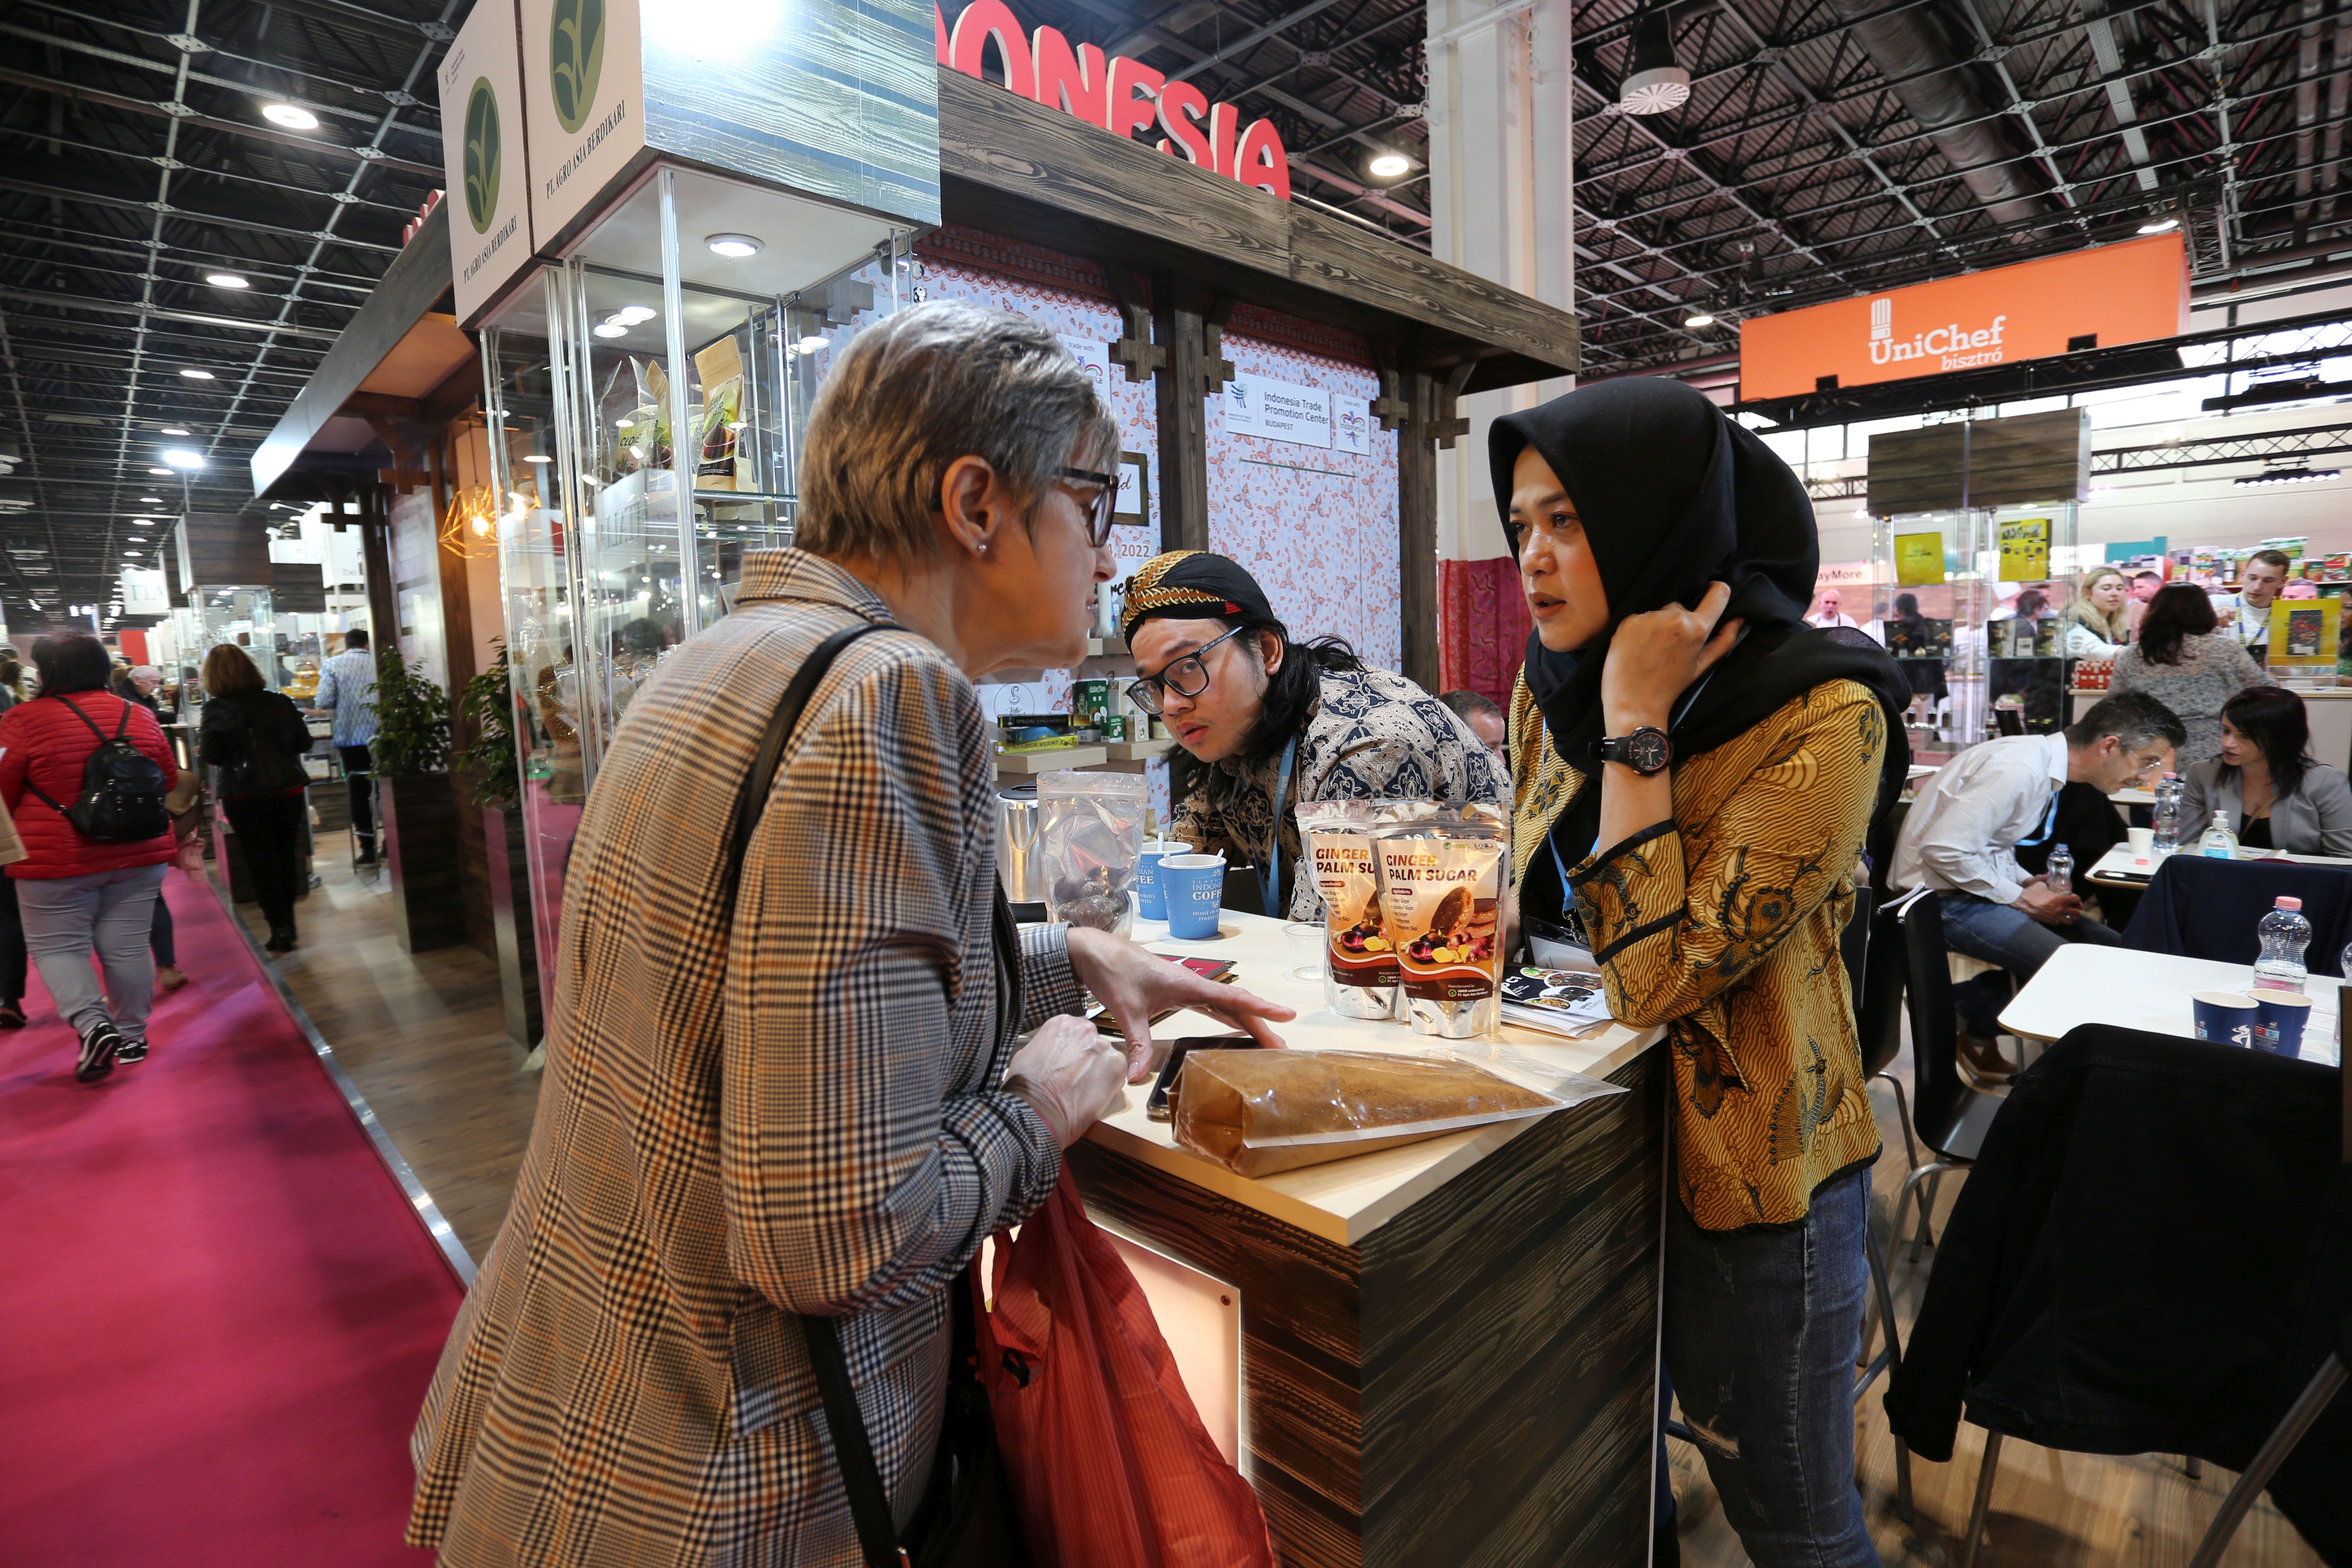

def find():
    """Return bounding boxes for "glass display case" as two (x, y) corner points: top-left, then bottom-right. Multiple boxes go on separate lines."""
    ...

(178, 587), (280, 712)
(480, 162), (908, 1008)
(1873, 502), (2082, 761)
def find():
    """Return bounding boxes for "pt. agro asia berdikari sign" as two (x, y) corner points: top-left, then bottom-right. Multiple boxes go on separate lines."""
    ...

(935, 0), (1293, 201)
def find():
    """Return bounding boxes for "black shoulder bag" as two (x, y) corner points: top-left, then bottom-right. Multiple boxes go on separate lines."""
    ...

(718, 621), (1029, 1568)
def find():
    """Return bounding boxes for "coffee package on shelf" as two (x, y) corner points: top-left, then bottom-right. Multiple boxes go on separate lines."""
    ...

(1374, 816), (1508, 1038)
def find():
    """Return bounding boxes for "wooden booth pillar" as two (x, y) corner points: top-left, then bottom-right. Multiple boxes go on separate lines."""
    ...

(1382, 358), (1475, 695)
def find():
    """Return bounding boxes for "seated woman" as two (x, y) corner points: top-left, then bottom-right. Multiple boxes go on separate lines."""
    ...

(1497, 378), (1910, 1568)
(2057, 566), (2132, 657)
(1121, 550), (1502, 920)
(2110, 582), (2274, 766)
(2180, 685), (2352, 855)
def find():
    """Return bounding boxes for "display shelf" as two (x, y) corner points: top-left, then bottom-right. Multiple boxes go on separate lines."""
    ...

(1102, 738), (1174, 760)
(994, 746), (1109, 774)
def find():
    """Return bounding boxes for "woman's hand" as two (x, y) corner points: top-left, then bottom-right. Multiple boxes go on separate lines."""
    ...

(1065, 925), (1295, 1081)
(1601, 580), (1745, 733)
(1003, 1015), (1130, 1149)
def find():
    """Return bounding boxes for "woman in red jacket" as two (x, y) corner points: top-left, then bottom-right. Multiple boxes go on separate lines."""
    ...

(0, 634), (179, 1081)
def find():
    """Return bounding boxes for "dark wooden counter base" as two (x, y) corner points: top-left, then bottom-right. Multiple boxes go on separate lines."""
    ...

(1069, 1048), (1666, 1568)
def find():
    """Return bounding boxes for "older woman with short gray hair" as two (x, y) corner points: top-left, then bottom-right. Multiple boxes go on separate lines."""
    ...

(408, 301), (1291, 1566)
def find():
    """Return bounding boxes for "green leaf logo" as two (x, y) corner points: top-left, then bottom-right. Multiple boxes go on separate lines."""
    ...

(462, 78), (500, 234)
(548, 0), (606, 136)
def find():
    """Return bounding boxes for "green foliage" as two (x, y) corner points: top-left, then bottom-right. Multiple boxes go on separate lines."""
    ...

(548, 0), (605, 134)
(371, 645), (452, 778)
(459, 643), (522, 808)
(463, 78), (500, 233)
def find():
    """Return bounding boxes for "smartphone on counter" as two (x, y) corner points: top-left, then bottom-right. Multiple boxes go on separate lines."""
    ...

(1146, 1035), (1262, 1122)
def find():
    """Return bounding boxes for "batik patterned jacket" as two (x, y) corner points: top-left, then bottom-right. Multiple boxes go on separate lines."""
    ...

(409, 551), (1080, 1566)
(1510, 672), (1885, 1231)
(1173, 664), (1505, 920)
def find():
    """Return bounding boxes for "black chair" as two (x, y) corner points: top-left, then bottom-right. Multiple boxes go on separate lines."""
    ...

(1845, 883), (1917, 1522)
(1889, 891), (2009, 1263)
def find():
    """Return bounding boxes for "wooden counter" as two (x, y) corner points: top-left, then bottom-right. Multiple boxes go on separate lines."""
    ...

(1069, 911), (1667, 1568)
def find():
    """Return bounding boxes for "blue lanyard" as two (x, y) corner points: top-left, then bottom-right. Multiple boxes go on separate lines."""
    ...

(1258, 736), (1298, 917)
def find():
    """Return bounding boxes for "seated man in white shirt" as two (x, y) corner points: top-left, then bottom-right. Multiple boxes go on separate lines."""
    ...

(1892, 692), (2184, 1084)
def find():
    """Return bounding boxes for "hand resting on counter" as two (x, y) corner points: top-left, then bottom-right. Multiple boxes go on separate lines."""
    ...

(1065, 925), (1296, 1083)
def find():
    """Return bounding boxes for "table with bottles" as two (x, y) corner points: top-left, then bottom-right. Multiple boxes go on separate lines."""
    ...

(2000, 945), (2344, 1066)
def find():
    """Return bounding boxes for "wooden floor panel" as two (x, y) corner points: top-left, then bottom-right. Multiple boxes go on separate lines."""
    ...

(245, 867), (2326, 1567)
(227, 854), (543, 1265)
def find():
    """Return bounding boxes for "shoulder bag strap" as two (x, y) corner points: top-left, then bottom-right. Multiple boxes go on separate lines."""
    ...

(713, 618), (909, 1568)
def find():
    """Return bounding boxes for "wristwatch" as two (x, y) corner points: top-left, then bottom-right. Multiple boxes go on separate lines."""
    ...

(1590, 726), (1673, 776)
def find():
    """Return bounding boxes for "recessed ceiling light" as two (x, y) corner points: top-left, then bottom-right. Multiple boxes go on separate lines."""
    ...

(2138, 215), (2180, 235)
(593, 321), (628, 339)
(523, 454), (552, 463)
(614, 305), (657, 325)
(205, 273), (251, 289)
(261, 103), (318, 130)
(796, 335), (828, 355)
(1684, 310), (1717, 328)
(160, 449), (203, 470)
(141, 496), (163, 502)
(132, 518), (154, 526)
(159, 427), (190, 436)
(179, 368), (214, 380)
(705, 233), (763, 259)
(148, 466), (174, 475)
(124, 551), (143, 558)
(1368, 152), (1411, 178)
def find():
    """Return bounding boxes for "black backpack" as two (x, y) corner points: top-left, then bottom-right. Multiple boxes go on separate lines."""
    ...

(27, 696), (171, 844)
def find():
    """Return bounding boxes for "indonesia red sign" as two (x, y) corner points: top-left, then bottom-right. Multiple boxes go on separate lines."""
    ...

(935, 0), (1292, 201)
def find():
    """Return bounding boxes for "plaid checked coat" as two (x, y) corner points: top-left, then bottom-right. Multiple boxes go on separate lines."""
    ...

(409, 551), (1080, 1566)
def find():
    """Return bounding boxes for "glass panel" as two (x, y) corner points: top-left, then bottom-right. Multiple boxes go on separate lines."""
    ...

(1874, 511), (1977, 763)
(1982, 501), (2078, 738)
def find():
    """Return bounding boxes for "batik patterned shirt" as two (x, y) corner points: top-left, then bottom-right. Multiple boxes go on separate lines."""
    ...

(1173, 664), (1505, 920)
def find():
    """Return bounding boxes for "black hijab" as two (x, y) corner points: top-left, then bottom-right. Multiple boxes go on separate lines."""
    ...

(1489, 378), (1911, 924)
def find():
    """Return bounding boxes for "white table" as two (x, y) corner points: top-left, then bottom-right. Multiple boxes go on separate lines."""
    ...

(1999, 943), (2343, 1065)
(2085, 843), (2352, 888)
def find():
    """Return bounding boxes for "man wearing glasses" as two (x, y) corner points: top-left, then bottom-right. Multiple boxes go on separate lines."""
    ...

(1121, 549), (1503, 921)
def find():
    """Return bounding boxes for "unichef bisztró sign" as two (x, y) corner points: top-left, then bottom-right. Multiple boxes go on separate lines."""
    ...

(441, 0), (535, 324)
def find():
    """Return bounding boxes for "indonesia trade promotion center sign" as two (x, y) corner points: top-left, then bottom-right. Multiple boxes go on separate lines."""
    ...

(1737, 232), (2191, 401)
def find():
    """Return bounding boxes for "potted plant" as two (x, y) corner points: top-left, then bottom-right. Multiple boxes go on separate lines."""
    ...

(371, 645), (465, 954)
(459, 643), (541, 1050)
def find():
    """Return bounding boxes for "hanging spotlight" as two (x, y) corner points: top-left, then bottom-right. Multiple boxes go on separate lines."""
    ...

(1619, 7), (1690, 115)
(1368, 151), (1412, 179)
(1683, 309), (1718, 329)
(260, 103), (319, 130)
(2137, 214), (2180, 235)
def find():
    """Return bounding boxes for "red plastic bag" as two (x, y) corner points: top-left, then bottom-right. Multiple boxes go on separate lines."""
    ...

(974, 1169), (1277, 1568)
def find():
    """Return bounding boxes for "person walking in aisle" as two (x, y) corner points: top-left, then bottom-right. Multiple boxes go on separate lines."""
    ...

(199, 645), (314, 952)
(0, 634), (179, 1082)
(311, 627), (378, 865)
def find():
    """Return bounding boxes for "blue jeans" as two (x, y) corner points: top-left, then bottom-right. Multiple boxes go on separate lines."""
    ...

(1935, 891), (2122, 1039)
(1665, 1167), (1881, 1568)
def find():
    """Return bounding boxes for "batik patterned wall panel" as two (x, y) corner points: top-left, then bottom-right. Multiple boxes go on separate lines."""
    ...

(1440, 556), (1530, 711)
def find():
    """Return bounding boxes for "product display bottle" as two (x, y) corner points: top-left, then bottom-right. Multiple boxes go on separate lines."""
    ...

(2150, 773), (2184, 856)
(2254, 896), (2312, 993)
(2045, 843), (2073, 897)
(2199, 810), (2239, 859)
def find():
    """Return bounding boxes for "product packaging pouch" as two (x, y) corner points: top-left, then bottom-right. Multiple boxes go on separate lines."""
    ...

(1297, 799), (1404, 1018)
(1375, 815), (1509, 1038)
(1172, 1046), (1619, 1176)
(1039, 769), (1147, 936)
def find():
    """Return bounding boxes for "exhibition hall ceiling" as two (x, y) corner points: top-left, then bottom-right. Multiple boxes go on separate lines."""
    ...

(0, 0), (2346, 616)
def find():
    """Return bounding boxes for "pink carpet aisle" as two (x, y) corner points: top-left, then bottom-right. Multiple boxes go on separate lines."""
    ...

(0, 871), (463, 1565)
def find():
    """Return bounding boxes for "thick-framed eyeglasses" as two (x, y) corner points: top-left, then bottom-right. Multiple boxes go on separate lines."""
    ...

(1057, 466), (1120, 548)
(1127, 623), (1249, 716)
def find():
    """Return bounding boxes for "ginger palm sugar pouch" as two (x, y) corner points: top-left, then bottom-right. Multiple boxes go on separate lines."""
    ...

(1375, 818), (1507, 1038)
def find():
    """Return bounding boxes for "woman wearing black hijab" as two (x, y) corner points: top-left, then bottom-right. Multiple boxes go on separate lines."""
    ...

(1496, 379), (1908, 1568)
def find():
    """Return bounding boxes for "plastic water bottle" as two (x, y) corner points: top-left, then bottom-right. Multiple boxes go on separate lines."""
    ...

(2150, 773), (2185, 857)
(2200, 810), (2239, 859)
(2045, 843), (2073, 897)
(2254, 897), (2313, 992)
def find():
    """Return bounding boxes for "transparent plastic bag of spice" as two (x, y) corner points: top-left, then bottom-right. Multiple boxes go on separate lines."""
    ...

(1038, 769), (1147, 937)
(1375, 816), (1509, 1038)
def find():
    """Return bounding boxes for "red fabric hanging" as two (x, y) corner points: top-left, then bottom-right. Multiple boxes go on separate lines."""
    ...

(974, 1170), (1276, 1568)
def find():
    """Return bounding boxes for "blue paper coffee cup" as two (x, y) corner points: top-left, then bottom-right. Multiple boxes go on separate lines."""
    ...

(2253, 991), (2315, 1057)
(1134, 839), (1191, 922)
(2191, 990), (2260, 1048)
(1158, 854), (1225, 940)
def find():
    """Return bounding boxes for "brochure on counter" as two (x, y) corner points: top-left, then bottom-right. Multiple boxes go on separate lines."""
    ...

(1499, 967), (1615, 1037)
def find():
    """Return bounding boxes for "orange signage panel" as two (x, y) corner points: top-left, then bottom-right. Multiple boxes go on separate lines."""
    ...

(1737, 233), (2190, 401)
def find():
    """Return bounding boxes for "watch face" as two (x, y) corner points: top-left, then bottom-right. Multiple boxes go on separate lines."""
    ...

(1628, 729), (1670, 773)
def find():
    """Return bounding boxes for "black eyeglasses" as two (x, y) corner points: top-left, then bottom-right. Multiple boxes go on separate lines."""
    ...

(1057, 466), (1121, 548)
(1127, 623), (1249, 716)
